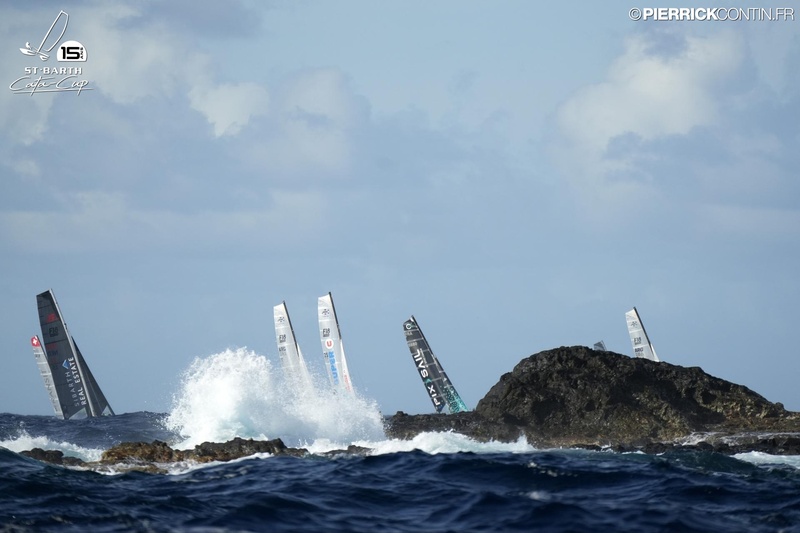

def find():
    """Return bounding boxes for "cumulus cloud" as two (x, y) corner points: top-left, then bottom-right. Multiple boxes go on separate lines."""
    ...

(553, 29), (746, 197)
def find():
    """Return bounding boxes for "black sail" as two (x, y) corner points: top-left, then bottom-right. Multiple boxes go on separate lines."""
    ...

(35, 290), (114, 419)
(403, 316), (468, 414)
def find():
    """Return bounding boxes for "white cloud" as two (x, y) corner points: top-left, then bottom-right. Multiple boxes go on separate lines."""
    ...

(189, 82), (270, 137)
(557, 30), (743, 157)
(549, 29), (749, 217)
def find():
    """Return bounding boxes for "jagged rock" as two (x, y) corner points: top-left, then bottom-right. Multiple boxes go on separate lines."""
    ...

(387, 346), (800, 450)
(189, 437), (307, 462)
(473, 346), (798, 446)
(101, 440), (185, 464)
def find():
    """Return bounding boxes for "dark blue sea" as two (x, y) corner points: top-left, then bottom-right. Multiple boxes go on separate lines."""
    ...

(2, 412), (800, 533)
(3, 349), (800, 532)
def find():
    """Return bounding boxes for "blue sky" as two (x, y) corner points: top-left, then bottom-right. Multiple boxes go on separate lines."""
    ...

(1, 1), (798, 416)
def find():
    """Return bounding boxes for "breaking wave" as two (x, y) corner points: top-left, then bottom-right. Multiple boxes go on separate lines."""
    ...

(164, 347), (386, 449)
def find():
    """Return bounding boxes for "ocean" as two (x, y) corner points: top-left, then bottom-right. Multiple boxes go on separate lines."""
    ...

(2, 348), (800, 532)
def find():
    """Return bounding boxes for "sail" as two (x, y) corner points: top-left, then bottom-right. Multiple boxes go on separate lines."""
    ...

(593, 340), (607, 351)
(35, 289), (115, 419)
(403, 316), (469, 414)
(273, 301), (312, 386)
(317, 292), (354, 393)
(625, 307), (660, 362)
(30, 335), (63, 418)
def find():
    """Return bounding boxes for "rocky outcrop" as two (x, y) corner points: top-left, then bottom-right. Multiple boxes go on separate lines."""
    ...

(386, 346), (800, 449)
(22, 346), (800, 468)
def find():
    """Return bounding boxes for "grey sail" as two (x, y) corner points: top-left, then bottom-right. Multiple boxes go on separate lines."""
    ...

(593, 340), (607, 351)
(35, 289), (115, 419)
(402, 316), (468, 414)
(625, 307), (660, 362)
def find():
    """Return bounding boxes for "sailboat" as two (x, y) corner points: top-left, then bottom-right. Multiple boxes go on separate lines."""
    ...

(402, 315), (469, 414)
(593, 340), (607, 351)
(625, 307), (660, 362)
(317, 292), (354, 393)
(273, 301), (313, 387)
(33, 289), (115, 419)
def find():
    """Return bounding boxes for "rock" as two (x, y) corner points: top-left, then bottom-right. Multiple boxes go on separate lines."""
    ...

(101, 440), (185, 464)
(189, 437), (307, 462)
(387, 346), (800, 451)
(20, 448), (85, 467)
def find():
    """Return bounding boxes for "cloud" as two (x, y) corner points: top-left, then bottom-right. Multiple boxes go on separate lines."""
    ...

(556, 29), (743, 157)
(189, 82), (270, 137)
(548, 26), (800, 241)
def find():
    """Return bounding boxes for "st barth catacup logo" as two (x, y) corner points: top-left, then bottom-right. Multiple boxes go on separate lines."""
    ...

(10, 10), (92, 95)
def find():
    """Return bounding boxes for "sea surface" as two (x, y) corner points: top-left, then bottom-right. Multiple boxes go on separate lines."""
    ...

(2, 348), (800, 532)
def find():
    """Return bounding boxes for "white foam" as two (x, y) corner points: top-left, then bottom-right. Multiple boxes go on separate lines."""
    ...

(734, 451), (800, 469)
(165, 347), (385, 449)
(355, 431), (536, 456)
(0, 429), (104, 462)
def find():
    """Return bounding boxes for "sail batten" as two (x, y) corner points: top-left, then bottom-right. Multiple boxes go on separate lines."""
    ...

(403, 316), (468, 414)
(625, 307), (660, 362)
(34, 289), (114, 419)
(318, 293), (354, 393)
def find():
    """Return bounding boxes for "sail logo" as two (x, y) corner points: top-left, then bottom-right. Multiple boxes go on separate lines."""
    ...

(327, 352), (338, 383)
(321, 308), (331, 317)
(31, 336), (40, 347)
(325, 339), (334, 349)
(11, 10), (92, 95)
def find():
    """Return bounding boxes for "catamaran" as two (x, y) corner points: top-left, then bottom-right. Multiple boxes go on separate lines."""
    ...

(33, 289), (115, 419)
(625, 307), (660, 362)
(273, 301), (313, 387)
(317, 292), (354, 393)
(402, 315), (468, 414)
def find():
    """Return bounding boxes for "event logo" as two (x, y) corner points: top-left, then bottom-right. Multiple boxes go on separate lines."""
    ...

(10, 10), (92, 95)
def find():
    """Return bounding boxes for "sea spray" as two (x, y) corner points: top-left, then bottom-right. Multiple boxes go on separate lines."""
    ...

(165, 347), (385, 449)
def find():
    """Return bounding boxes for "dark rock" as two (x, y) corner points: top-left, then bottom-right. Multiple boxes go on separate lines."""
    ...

(474, 346), (798, 447)
(101, 440), (185, 464)
(189, 437), (307, 462)
(20, 448), (85, 467)
(386, 346), (800, 453)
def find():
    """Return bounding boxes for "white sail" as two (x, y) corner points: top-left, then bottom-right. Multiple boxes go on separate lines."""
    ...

(625, 307), (660, 362)
(31, 335), (64, 418)
(273, 301), (312, 386)
(317, 292), (354, 393)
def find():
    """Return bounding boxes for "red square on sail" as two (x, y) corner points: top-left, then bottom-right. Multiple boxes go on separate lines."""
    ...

(46, 313), (57, 323)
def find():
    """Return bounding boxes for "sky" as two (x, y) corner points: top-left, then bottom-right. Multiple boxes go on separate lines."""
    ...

(0, 1), (798, 417)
